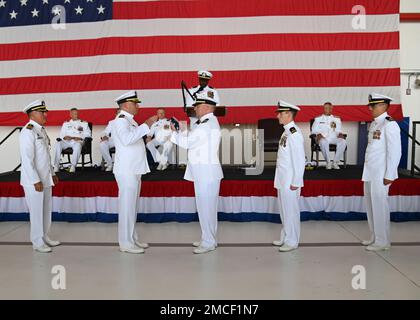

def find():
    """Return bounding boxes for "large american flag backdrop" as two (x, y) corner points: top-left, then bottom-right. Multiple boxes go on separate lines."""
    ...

(0, 0), (401, 126)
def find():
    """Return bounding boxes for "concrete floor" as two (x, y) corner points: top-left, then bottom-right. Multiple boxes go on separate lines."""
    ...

(0, 220), (419, 300)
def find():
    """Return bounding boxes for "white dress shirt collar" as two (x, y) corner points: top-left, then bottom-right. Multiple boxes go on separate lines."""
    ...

(28, 119), (42, 130)
(283, 121), (296, 131)
(374, 111), (388, 123)
(199, 112), (215, 122)
(119, 110), (134, 120)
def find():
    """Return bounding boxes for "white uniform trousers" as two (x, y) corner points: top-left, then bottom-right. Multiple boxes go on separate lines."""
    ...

(319, 137), (347, 163)
(100, 140), (115, 166)
(54, 140), (82, 168)
(23, 186), (52, 248)
(194, 179), (220, 248)
(115, 174), (142, 248)
(364, 181), (391, 247)
(277, 187), (301, 247)
(146, 139), (173, 165)
(146, 139), (160, 162)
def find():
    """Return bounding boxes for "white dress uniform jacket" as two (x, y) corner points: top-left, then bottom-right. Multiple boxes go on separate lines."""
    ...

(362, 112), (401, 182)
(186, 85), (220, 107)
(59, 119), (91, 140)
(171, 113), (223, 182)
(311, 114), (342, 138)
(274, 122), (305, 189)
(100, 119), (116, 167)
(273, 121), (305, 248)
(20, 120), (54, 187)
(112, 110), (150, 175)
(102, 120), (114, 140)
(147, 118), (171, 138)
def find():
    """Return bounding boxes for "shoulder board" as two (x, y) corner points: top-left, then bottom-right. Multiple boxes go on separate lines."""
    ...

(201, 118), (209, 124)
(80, 120), (85, 122)
(385, 116), (395, 122)
(118, 114), (125, 119)
(26, 124), (33, 130)
(289, 127), (297, 134)
(209, 86), (214, 89)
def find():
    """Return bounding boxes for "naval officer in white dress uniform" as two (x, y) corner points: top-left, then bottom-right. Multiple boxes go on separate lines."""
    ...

(170, 92), (223, 254)
(20, 100), (60, 253)
(112, 91), (158, 254)
(145, 108), (174, 170)
(362, 93), (401, 251)
(186, 71), (221, 132)
(54, 108), (92, 173)
(273, 101), (306, 252)
(311, 102), (347, 169)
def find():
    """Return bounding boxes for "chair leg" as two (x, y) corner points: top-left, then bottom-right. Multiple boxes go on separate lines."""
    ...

(316, 150), (319, 167)
(344, 148), (347, 168)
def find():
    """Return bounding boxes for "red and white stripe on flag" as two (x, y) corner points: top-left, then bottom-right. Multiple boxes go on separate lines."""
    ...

(0, 0), (401, 126)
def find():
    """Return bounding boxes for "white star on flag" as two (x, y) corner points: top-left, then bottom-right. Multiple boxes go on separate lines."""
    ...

(0, 0), (7, 7)
(9, 10), (18, 19)
(20, 0), (28, 6)
(97, 5), (105, 14)
(64, 0), (71, 3)
(86, 0), (94, 3)
(31, 8), (40, 17)
(42, 0), (48, 4)
(52, 6), (61, 15)
(75, 6), (83, 15)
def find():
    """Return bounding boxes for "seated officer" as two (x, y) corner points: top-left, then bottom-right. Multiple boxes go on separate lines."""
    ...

(100, 109), (120, 172)
(145, 108), (173, 171)
(54, 108), (91, 173)
(311, 102), (346, 170)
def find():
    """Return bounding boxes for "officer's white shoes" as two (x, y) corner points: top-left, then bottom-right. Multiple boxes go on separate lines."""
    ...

(365, 244), (390, 252)
(193, 245), (216, 254)
(105, 164), (113, 172)
(44, 237), (61, 247)
(33, 244), (52, 253)
(272, 240), (284, 247)
(332, 162), (340, 170)
(69, 166), (76, 173)
(54, 166), (60, 173)
(326, 162), (332, 170)
(135, 241), (149, 249)
(156, 163), (168, 171)
(361, 237), (375, 246)
(193, 241), (218, 248)
(119, 246), (145, 254)
(278, 244), (298, 252)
